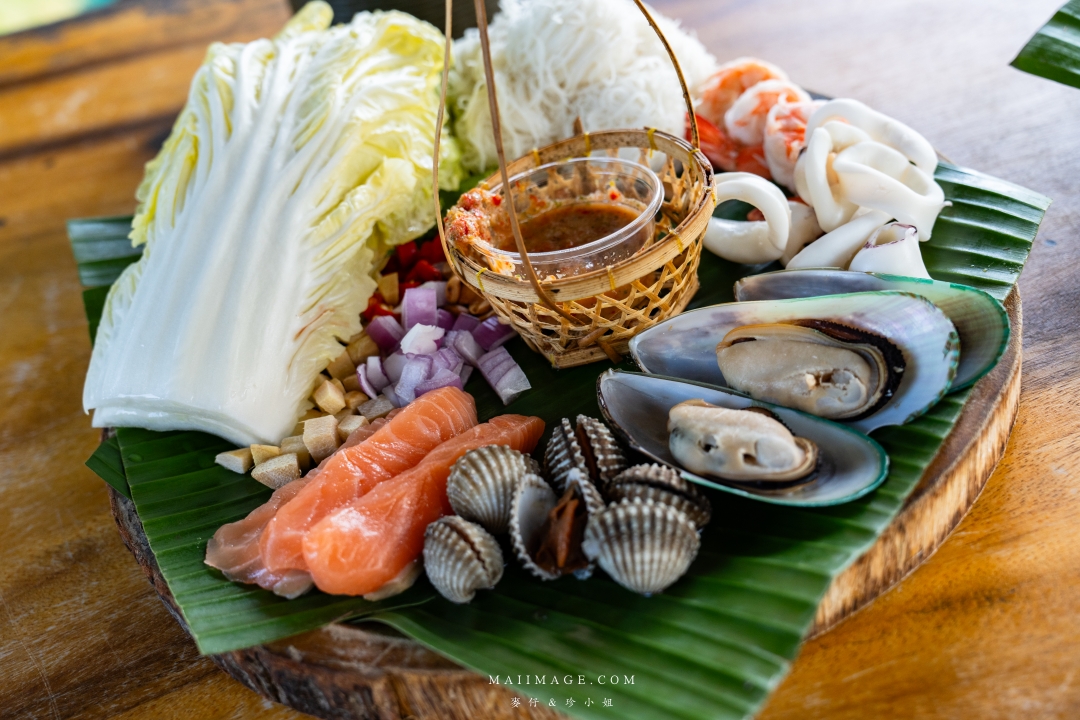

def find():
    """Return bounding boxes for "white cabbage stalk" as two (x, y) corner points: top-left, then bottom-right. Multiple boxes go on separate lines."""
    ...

(83, 2), (462, 446)
(447, 0), (718, 172)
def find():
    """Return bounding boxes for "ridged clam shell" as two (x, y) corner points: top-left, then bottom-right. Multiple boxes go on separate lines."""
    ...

(423, 516), (504, 604)
(577, 415), (629, 486)
(544, 416), (628, 491)
(447, 445), (539, 534)
(582, 499), (700, 595)
(509, 474), (560, 580)
(544, 418), (585, 492)
(606, 482), (712, 529)
(561, 469), (607, 579)
(611, 463), (698, 496)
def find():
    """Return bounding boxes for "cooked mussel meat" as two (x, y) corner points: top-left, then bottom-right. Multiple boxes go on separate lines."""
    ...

(716, 320), (905, 421)
(668, 399), (818, 483)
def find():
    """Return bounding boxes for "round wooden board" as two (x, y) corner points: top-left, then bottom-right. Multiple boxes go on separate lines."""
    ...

(109, 291), (1022, 720)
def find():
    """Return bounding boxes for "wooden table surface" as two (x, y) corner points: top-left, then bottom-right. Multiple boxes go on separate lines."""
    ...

(2, 0), (1078, 718)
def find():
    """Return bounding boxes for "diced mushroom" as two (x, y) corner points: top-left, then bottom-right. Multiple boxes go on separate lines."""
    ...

(250, 444), (281, 466)
(337, 414), (370, 442)
(358, 395), (395, 420)
(304, 415), (340, 462)
(347, 333), (380, 365)
(326, 350), (356, 381)
(378, 272), (400, 306)
(313, 378), (347, 414)
(252, 453), (301, 489)
(341, 373), (361, 393)
(215, 448), (253, 474)
(279, 435), (311, 472)
(344, 390), (368, 411)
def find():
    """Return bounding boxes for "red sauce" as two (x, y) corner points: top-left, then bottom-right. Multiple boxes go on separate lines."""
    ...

(497, 203), (641, 254)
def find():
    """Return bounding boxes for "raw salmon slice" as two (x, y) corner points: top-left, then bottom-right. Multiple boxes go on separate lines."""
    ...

(304, 414), (545, 596)
(204, 416), (391, 597)
(260, 387), (477, 573)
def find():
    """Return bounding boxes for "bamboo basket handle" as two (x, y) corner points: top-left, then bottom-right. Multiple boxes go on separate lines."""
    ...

(432, 0), (701, 316)
(630, 0), (700, 150)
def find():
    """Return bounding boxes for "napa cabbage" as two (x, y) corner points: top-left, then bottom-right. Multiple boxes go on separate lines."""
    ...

(83, 1), (462, 445)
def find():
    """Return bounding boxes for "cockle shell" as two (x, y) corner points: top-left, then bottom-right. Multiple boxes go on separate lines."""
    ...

(510, 474), (560, 580)
(447, 445), (539, 534)
(423, 516), (504, 604)
(606, 464), (712, 529)
(510, 470), (606, 580)
(544, 416), (628, 492)
(582, 500), (701, 595)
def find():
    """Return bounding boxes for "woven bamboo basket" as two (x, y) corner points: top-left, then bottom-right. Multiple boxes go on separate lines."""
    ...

(432, 0), (715, 368)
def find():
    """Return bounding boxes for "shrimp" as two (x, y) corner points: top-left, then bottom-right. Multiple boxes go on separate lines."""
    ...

(689, 113), (770, 178)
(763, 100), (823, 192)
(724, 80), (811, 146)
(696, 57), (788, 127)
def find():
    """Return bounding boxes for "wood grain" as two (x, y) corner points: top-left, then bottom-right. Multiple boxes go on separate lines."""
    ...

(2, 0), (1079, 719)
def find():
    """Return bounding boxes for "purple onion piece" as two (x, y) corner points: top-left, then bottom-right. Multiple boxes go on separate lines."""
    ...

(421, 280), (448, 307)
(451, 313), (480, 333)
(415, 367), (464, 397)
(436, 308), (455, 331)
(402, 286), (438, 331)
(381, 387), (402, 408)
(357, 365), (380, 400)
(399, 323), (444, 355)
(366, 356), (390, 391)
(473, 316), (516, 351)
(493, 365), (531, 405)
(367, 315), (405, 353)
(477, 346), (531, 405)
(432, 347), (464, 374)
(383, 352), (407, 383)
(450, 329), (485, 366)
(459, 365), (475, 386)
(394, 355), (434, 404)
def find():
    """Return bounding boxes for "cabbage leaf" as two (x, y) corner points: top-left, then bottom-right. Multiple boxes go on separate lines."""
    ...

(84, 1), (462, 446)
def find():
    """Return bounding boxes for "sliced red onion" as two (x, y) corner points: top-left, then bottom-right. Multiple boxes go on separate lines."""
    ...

(473, 316), (516, 351)
(421, 280), (448, 307)
(383, 352), (407, 383)
(367, 315), (405, 353)
(494, 365), (531, 405)
(432, 346), (464, 374)
(402, 286), (438, 331)
(451, 313), (480, 333)
(459, 364), (474, 386)
(415, 367), (464, 396)
(381, 386), (402, 408)
(366, 356), (390, 391)
(394, 354), (434, 404)
(477, 347), (531, 405)
(399, 323), (444, 355)
(436, 308), (455, 331)
(357, 365), (380, 400)
(448, 329), (484, 366)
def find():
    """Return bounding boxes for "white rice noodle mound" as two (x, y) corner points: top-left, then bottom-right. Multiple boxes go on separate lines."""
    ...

(449, 0), (718, 173)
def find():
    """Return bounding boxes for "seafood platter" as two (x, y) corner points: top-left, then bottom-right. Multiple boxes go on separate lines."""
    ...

(72, 0), (1048, 717)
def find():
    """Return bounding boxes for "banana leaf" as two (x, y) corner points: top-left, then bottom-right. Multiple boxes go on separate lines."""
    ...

(1012, 0), (1080, 88)
(77, 162), (1047, 719)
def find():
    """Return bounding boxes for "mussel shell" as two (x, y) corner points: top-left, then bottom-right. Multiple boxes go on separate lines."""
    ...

(629, 291), (959, 432)
(423, 516), (504, 604)
(597, 370), (889, 506)
(447, 445), (538, 534)
(582, 499), (700, 595)
(734, 268), (1008, 389)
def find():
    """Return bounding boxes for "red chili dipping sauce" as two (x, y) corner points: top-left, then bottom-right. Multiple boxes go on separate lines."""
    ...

(496, 203), (641, 253)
